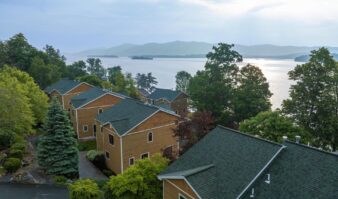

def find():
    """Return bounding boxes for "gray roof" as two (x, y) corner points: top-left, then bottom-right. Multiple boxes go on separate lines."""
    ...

(148, 88), (186, 102)
(159, 126), (283, 199)
(44, 78), (83, 95)
(71, 87), (125, 109)
(96, 98), (178, 136)
(242, 141), (338, 199)
(159, 126), (338, 199)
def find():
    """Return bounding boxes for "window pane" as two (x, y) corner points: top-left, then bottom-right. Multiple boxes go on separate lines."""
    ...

(109, 134), (114, 145)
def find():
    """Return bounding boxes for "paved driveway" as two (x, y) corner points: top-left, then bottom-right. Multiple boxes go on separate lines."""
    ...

(78, 151), (108, 180)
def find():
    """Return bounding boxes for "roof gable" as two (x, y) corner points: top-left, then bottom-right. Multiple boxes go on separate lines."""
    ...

(96, 98), (178, 136)
(159, 126), (283, 199)
(71, 87), (125, 109)
(148, 88), (186, 102)
(44, 78), (82, 95)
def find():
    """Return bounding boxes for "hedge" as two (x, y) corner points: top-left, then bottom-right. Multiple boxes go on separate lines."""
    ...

(3, 158), (21, 173)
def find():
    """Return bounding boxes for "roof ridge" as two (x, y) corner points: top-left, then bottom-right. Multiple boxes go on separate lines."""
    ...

(217, 125), (283, 147)
(185, 164), (215, 177)
(284, 140), (338, 158)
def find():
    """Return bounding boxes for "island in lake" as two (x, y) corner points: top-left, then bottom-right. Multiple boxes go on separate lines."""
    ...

(130, 56), (153, 60)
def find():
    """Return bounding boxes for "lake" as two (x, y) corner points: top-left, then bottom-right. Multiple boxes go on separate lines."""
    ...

(66, 55), (301, 109)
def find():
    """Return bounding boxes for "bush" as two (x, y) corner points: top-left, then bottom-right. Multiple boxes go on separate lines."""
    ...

(0, 152), (6, 164)
(10, 142), (26, 151)
(0, 129), (15, 149)
(102, 169), (114, 177)
(78, 140), (96, 151)
(53, 175), (69, 185)
(69, 179), (102, 199)
(95, 179), (108, 189)
(8, 149), (24, 159)
(3, 158), (21, 173)
(86, 150), (105, 170)
(0, 166), (5, 176)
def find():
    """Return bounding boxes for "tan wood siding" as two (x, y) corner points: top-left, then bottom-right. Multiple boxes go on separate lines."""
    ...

(63, 83), (93, 111)
(163, 179), (198, 199)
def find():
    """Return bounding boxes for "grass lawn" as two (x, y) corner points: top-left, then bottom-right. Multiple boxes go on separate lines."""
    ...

(78, 140), (97, 151)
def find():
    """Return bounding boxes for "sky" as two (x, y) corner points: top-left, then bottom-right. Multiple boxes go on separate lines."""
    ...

(1, 0), (338, 52)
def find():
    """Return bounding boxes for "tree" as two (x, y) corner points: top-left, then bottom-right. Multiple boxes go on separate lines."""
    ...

(66, 60), (87, 80)
(233, 64), (272, 123)
(69, 179), (101, 199)
(37, 98), (79, 177)
(174, 111), (215, 154)
(1, 65), (49, 124)
(239, 111), (308, 143)
(86, 58), (106, 79)
(175, 70), (191, 93)
(107, 66), (122, 85)
(136, 72), (158, 93)
(104, 154), (169, 199)
(188, 43), (241, 126)
(77, 75), (112, 89)
(283, 48), (338, 151)
(0, 72), (35, 134)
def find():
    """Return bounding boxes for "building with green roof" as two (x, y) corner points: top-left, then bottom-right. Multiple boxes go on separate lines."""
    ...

(158, 126), (338, 199)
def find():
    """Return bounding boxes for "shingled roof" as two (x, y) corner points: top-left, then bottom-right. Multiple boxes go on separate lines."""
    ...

(148, 88), (186, 102)
(159, 126), (283, 199)
(96, 98), (178, 136)
(44, 78), (84, 94)
(159, 126), (338, 199)
(70, 87), (126, 109)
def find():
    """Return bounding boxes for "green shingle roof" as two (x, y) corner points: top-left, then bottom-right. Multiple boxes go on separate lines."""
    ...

(159, 126), (283, 199)
(96, 98), (178, 136)
(148, 88), (185, 102)
(44, 78), (83, 94)
(71, 87), (125, 109)
(242, 141), (338, 199)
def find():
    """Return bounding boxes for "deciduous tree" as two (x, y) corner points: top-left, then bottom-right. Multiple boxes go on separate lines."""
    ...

(175, 70), (191, 93)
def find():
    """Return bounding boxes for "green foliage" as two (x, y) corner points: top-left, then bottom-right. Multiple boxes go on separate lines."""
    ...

(0, 166), (5, 176)
(104, 154), (169, 199)
(239, 111), (308, 143)
(136, 72), (158, 93)
(53, 175), (69, 185)
(175, 70), (191, 93)
(10, 142), (27, 151)
(0, 129), (15, 149)
(108, 67), (139, 98)
(8, 149), (24, 159)
(87, 58), (106, 79)
(78, 140), (97, 151)
(86, 150), (103, 162)
(1, 65), (49, 124)
(4, 158), (21, 173)
(0, 152), (6, 164)
(188, 43), (271, 126)
(282, 48), (338, 151)
(37, 98), (79, 177)
(78, 75), (111, 89)
(0, 70), (35, 134)
(66, 60), (87, 80)
(233, 64), (272, 122)
(69, 179), (102, 199)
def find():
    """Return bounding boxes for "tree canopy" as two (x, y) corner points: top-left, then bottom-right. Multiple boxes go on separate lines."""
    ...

(136, 73), (158, 93)
(175, 70), (191, 93)
(282, 48), (338, 151)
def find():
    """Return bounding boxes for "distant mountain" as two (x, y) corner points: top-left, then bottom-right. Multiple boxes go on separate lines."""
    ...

(76, 41), (338, 59)
(294, 53), (338, 62)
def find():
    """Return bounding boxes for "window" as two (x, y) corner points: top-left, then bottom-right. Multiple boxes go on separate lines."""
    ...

(98, 108), (103, 114)
(93, 125), (97, 133)
(147, 132), (153, 142)
(83, 125), (88, 132)
(105, 151), (110, 159)
(100, 126), (103, 133)
(109, 134), (114, 145)
(129, 157), (135, 166)
(141, 152), (149, 159)
(179, 194), (186, 199)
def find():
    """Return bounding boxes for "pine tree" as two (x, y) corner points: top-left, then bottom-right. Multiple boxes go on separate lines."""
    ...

(37, 97), (79, 177)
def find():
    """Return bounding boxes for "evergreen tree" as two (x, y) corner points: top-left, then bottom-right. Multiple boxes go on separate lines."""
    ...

(37, 98), (79, 177)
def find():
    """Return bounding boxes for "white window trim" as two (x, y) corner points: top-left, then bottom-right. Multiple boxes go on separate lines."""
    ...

(98, 108), (103, 114)
(147, 131), (153, 143)
(179, 193), (187, 199)
(140, 152), (150, 159)
(105, 151), (110, 159)
(129, 157), (135, 166)
(83, 125), (88, 132)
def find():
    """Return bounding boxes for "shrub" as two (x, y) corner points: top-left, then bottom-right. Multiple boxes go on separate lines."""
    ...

(8, 149), (24, 159)
(0, 166), (5, 176)
(86, 150), (105, 170)
(69, 179), (102, 199)
(0, 129), (15, 149)
(3, 158), (21, 173)
(0, 152), (6, 164)
(10, 142), (26, 151)
(95, 179), (108, 189)
(102, 169), (114, 177)
(53, 175), (69, 185)
(78, 140), (96, 151)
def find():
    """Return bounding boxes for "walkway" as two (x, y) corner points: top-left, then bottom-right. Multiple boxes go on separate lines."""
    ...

(78, 151), (108, 180)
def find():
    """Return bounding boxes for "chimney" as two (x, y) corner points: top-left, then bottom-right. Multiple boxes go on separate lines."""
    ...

(282, 136), (288, 141)
(295, 135), (301, 144)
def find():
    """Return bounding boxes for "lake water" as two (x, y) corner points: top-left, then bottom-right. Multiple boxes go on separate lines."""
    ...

(66, 55), (300, 109)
